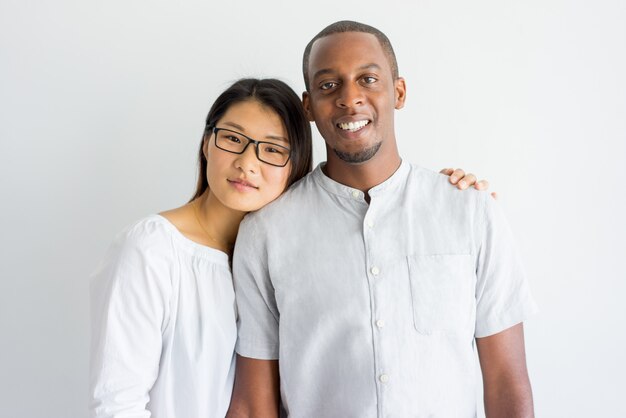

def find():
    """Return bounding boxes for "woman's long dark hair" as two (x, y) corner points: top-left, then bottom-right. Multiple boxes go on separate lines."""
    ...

(190, 78), (313, 201)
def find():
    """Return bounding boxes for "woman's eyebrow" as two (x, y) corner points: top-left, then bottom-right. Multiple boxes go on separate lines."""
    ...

(222, 121), (288, 144)
(222, 121), (245, 131)
(265, 135), (289, 144)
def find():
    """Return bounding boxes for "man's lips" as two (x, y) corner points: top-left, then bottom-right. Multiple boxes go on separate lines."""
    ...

(335, 118), (371, 133)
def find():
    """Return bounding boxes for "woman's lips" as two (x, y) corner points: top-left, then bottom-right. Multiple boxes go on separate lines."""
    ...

(227, 179), (258, 192)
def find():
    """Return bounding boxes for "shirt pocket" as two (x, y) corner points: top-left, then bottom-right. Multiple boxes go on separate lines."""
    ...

(407, 254), (475, 335)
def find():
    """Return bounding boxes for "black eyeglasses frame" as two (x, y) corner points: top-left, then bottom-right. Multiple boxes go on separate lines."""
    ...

(207, 125), (291, 168)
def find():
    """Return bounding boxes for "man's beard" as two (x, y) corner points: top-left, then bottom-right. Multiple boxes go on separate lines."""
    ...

(333, 141), (382, 164)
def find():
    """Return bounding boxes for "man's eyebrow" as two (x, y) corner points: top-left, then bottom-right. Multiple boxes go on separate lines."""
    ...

(312, 63), (383, 80)
(358, 63), (382, 72)
(312, 68), (335, 80)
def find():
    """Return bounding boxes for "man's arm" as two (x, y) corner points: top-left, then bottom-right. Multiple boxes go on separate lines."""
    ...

(476, 323), (534, 418)
(226, 355), (280, 418)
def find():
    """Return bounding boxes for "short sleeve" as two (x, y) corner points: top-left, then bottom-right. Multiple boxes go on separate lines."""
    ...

(474, 195), (539, 338)
(89, 222), (173, 417)
(232, 215), (280, 360)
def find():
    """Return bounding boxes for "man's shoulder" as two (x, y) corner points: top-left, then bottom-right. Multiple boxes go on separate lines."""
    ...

(406, 163), (446, 184)
(242, 171), (318, 229)
(406, 163), (482, 198)
(402, 163), (492, 222)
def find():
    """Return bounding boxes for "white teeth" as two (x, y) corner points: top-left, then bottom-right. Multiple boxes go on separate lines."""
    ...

(338, 120), (369, 132)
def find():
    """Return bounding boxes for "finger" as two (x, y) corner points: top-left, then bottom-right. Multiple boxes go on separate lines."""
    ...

(440, 168), (454, 176)
(449, 168), (465, 184)
(491, 191), (498, 200)
(473, 179), (489, 191)
(457, 173), (477, 190)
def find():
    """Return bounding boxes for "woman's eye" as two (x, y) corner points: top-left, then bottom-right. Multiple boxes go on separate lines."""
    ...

(320, 82), (337, 90)
(226, 135), (241, 143)
(265, 146), (284, 155)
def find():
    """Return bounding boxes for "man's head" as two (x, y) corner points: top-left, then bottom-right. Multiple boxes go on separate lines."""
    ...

(302, 21), (406, 167)
(302, 21), (399, 92)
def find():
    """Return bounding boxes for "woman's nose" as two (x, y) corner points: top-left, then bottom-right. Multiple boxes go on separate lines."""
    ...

(235, 143), (260, 174)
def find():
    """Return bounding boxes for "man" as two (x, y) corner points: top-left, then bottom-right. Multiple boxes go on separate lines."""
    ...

(228, 21), (537, 418)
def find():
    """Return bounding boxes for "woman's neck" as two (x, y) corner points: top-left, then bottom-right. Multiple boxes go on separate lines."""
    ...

(193, 191), (245, 253)
(159, 190), (246, 256)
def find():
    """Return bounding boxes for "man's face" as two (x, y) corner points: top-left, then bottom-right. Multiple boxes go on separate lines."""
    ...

(303, 32), (406, 164)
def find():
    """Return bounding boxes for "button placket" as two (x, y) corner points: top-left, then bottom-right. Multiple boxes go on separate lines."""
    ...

(362, 200), (389, 410)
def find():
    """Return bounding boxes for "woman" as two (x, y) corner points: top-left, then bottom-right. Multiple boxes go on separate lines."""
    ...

(89, 78), (486, 418)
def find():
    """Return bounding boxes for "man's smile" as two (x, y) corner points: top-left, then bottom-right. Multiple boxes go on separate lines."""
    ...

(337, 119), (370, 132)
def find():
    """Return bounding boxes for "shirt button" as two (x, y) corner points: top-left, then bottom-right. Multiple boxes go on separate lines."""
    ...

(351, 190), (359, 198)
(370, 266), (380, 276)
(376, 319), (385, 328)
(366, 219), (374, 228)
(379, 374), (389, 383)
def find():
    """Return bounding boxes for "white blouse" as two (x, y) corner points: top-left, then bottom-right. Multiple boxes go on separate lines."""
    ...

(90, 215), (236, 418)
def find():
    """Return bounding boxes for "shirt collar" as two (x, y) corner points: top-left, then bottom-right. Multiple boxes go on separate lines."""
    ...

(312, 160), (410, 201)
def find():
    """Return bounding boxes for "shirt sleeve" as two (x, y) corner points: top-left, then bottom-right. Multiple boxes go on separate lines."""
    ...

(474, 194), (539, 338)
(232, 215), (280, 360)
(89, 224), (173, 418)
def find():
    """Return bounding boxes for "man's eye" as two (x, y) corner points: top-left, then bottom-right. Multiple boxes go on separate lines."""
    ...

(320, 82), (337, 90)
(363, 76), (377, 84)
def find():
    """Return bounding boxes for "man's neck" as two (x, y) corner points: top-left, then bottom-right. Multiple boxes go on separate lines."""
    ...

(323, 148), (402, 194)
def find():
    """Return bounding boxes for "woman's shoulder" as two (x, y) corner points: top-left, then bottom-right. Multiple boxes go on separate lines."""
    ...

(108, 214), (177, 258)
(90, 215), (178, 304)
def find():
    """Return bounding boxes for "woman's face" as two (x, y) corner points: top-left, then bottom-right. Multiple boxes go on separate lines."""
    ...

(204, 99), (292, 213)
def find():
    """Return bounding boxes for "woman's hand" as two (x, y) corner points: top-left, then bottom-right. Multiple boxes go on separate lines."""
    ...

(440, 168), (497, 199)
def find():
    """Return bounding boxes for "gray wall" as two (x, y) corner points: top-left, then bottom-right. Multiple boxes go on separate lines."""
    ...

(1, 1), (624, 417)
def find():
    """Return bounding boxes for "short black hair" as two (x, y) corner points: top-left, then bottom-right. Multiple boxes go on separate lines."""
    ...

(190, 78), (313, 201)
(302, 20), (399, 91)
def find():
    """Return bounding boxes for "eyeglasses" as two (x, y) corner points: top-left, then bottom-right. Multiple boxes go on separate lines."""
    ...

(208, 126), (291, 167)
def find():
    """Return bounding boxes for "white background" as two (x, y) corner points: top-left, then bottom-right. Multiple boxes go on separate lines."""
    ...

(1, 1), (625, 417)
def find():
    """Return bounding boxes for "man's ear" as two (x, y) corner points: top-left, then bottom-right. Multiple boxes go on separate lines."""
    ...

(394, 77), (407, 110)
(302, 91), (315, 122)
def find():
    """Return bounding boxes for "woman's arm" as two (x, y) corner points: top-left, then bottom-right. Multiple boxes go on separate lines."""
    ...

(440, 167), (496, 198)
(90, 228), (172, 417)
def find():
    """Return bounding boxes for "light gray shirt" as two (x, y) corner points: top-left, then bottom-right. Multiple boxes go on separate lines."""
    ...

(233, 161), (537, 418)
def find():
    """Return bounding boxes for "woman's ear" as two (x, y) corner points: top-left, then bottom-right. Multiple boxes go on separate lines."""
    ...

(202, 135), (210, 159)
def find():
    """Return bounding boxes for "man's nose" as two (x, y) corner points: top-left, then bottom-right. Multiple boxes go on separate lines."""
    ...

(336, 83), (364, 108)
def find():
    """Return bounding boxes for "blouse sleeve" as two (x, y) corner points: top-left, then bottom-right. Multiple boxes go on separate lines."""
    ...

(89, 223), (174, 418)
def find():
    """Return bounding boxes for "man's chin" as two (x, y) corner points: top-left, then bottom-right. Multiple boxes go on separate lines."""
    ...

(333, 142), (382, 164)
